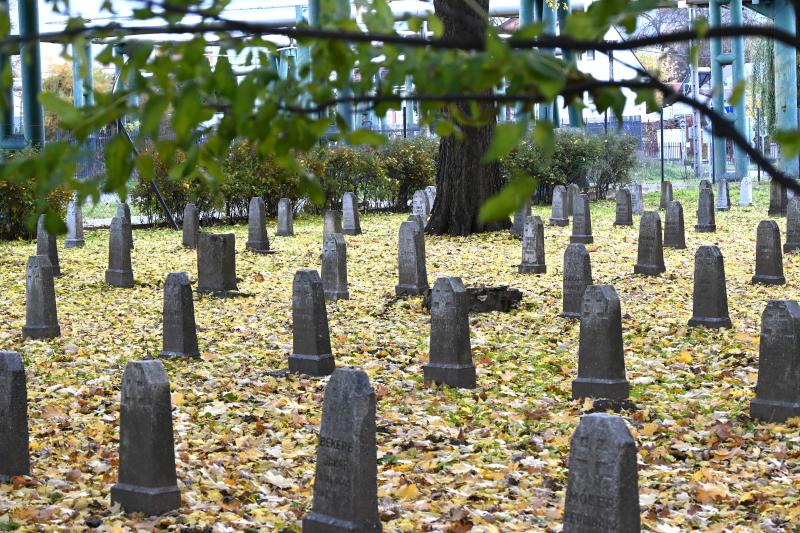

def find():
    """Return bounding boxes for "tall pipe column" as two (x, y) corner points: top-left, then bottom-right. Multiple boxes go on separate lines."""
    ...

(19, 0), (44, 146)
(774, 0), (799, 179)
(540, 0), (559, 126)
(0, 0), (12, 141)
(516, 0), (534, 122)
(730, 0), (748, 179)
(559, 0), (582, 128)
(709, 0), (727, 181)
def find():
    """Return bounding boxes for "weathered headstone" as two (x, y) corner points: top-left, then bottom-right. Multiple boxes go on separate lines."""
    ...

(196, 232), (238, 293)
(664, 201), (686, 249)
(408, 214), (426, 232)
(277, 198), (294, 237)
(425, 185), (437, 209)
(572, 285), (630, 401)
(785, 197), (800, 253)
(660, 181), (673, 209)
(182, 203), (199, 249)
(567, 184), (581, 217)
(424, 277), (476, 389)
(563, 413), (640, 532)
(688, 246), (732, 329)
(302, 368), (380, 533)
(716, 179), (730, 211)
(630, 182), (644, 216)
(323, 210), (343, 238)
(570, 194), (593, 244)
(549, 185), (569, 227)
(22, 256), (60, 339)
(322, 233), (349, 301)
(519, 216), (546, 274)
(64, 199), (85, 248)
(750, 300), (800, 422)
(634, 212), (666, 276)
(105, 216), (134, 288)
(752, 220), (785, 285)
(739, 176), (753, 206)
(161, 272), (199, 358)
(699, 179), (712, 191)
(111, 361), (180, 515)
(769, 179), (787, 217)
(0, 352), (29, 482)
(116, 203), (134, 249)
(511, 199), (531, 238)
(396, 220), (429, 296)
(289, 269), (335, 376)
(246, 197), (274, 253)
(614, 189), (633, 226)
(412, 190), (430, 221)
(561, 244), (592, 319)
(342, 192), (362, 236)
(36, 215), (61, 277)
(695, 187), (716, 232)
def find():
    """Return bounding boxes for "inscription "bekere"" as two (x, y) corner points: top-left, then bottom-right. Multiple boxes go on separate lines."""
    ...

(319, 435), (353, 452)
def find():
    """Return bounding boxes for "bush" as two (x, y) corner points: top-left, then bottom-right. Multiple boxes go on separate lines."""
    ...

(379, 137), (437, 210)
(308, 145), (388, 211)
(0, 149), (73, 240)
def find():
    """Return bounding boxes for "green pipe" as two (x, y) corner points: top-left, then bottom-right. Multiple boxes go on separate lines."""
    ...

(541, 0), (559, 126)
(308, 0), (320, 27)
(19, 0), (44, 146)
(0, 0), (11, 140)
(730, 0), (748, 179)
(560, 0), (582, 128)
(83, 43), (94, 107)
(709, 0), (726, 181)
(774, 0), (799, 178)
(520, 0), (533, 25)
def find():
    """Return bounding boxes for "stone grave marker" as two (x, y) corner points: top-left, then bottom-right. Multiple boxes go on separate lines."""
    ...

(64, 199), (85, 248)
(246, 197), (275, 253)
(634, 212), (666, 276)
(425, 185), (437, 209)
(0, 351), (29, 481)
(570, 194), (593, 244)
(105, 216), (134, 288)
(412, 190), (430, 221)
(36, 215), (61, 277)
(116, 203), (134, 249)
(549, 185), (569, 227)
(784, 197), (800, 253)
(519, 216), (546, 274)
(22, 256), (60, 339)
(277, 198), (294, 237)
(111, 360), (180, 515)
(699, 179), (712, 191)
(289, 269), (335, 376)
(342, 192), (362, 236)
(630, 182), (644, 216)
(322, 233), (349, 301)
(664, 200), (686, 249)
(660, 181), (673, 209)
(197, 232), (238, 293)
(695, 187), (716, 232)
(769, 179), (787, 217)
(561, 244), (592, 319)
(396, 220), (429, 296)
(424, 277), (476, 389)
(752, 220), (785, 285)
(567, 183), (581, 216)
(161, 272), (200, 358)
(716, 179), (730, 211)
(408, 214), (426, 232)
(614, 189), (633, 226)
(688, 246), (732, 328)
(182, 203), (200, 249)
(302, 368), (380, 533)
(511, 199), (531, 238)
(739, 176), (753, 206)
(572, 285), (630, 401)
(323, 210), (343, 238)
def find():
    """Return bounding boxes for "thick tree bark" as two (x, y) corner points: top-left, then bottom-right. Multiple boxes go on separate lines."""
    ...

(428, 0), (510, 236)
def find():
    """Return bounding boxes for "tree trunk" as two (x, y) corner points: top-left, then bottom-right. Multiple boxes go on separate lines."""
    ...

(427, 0), (510, 236)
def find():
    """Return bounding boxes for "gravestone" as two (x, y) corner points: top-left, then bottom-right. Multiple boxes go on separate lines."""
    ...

(769, 179), (787, 217)
(750, 300), (800, 422)
(412, 190), (430, 221)
(739, 176), (753, 206)
(322, 233), (349, 301)
(116, 203), (134, 249)
(36, 215), (61, 277)
(396, 220), (429, 296)
(424, 277), (476, 389)
(663, 201), (686, 249)
(630, 182), (644, 216)
(660, 181), (673, 209)
(289, 269), (335, 376)
(688, 246), (732, 329)
(634, 212), (666, 276)
(561, 244), (592, 319)
(519, 216), (546, 274)
(105, 217), (134, 288)
(0, 352), (29, 482)
(570, 194), (593, 244)
(64, 199), (85, 248)
(563, 413), (640, 532)
(246, 197), (275, 253)
(323, 210), (343, 238)
(695, 187), (716, 232)
(511, 199), (531, 238)
(277, 198), (294, 237)
(111, 360), (180, 515)
(614, 189), (633, 226)
(22, 256), (60, 339)
(567, 184), (581, 216)
(342, 192), (362, 236)
(425, 185), (437, 208)
(699, 180), (712, 191)
(182, 203), (199, 249)
(716, 179), (730, 211)
(752, 220), (785, 285)
(161, 272), (199, 358)
(302, 368), (380, 533)
(784, 197), (800, 253)
(408, 214), (426, 232)
(572, 285), (630, 401)
(549, 185), (569, 227)
(196, 232), (238, 293)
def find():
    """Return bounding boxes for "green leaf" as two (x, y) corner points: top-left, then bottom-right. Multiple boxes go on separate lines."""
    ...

(775, 129), (800, 159)
(482, 121), (528, 163)
(39, 93), (79, 124)
(478, 175), (538, 224)
(345, 129), (387, 147)
(533, 121), (554, 160)
(728, 80), (746, 106)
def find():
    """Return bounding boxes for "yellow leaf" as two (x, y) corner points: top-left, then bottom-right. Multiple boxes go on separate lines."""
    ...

(677, 351), (692, 364)
(395, 483), (420, 500)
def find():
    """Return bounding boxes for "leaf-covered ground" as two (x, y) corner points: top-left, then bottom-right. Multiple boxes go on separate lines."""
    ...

(1, 183), (799, 532)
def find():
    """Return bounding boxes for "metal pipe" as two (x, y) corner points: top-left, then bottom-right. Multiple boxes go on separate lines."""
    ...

(774, 0), (799, 179)
(708, 0), (726, 182)
(19, 0), (44, 146)
(730, 0), (749, 180)
(660, 109), (665, 183)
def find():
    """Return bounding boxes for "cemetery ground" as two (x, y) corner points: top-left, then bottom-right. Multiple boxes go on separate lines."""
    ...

(1, 184), (799, 531)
